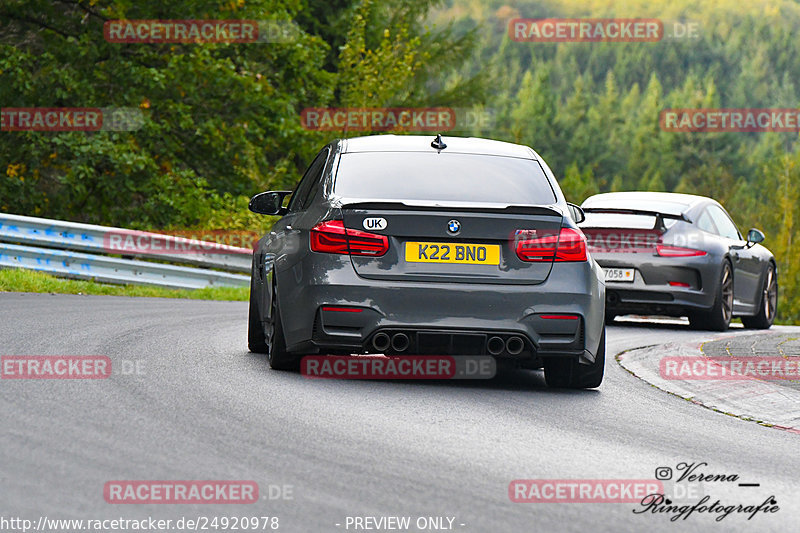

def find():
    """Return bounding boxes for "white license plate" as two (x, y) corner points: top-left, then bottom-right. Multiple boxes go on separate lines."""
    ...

(604, 268), (635, 282)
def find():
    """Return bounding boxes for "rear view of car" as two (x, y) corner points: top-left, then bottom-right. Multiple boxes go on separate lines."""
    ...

(247, 134), (606, 388)
(580, 192), (777, 331)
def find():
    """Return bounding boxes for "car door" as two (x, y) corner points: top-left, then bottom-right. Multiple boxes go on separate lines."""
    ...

(706, 204), (762, 312)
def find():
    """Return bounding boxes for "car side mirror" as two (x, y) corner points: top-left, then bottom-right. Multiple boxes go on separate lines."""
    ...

(249, 191), (292, 215)
(567, 203), (586, 224)
(746, 228), (765, 245)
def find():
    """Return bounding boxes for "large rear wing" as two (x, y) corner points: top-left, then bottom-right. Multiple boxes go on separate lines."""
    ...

(581, 208), (691, 231)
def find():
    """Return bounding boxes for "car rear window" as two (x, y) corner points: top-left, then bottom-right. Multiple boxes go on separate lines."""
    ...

(333, 152), (557, 204)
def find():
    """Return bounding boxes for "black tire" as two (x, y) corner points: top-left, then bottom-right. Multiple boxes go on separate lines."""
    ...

(543, 327), (605, 389)
(248, 278), (269, 353)
(266, 284), (300, 371)
(689, 261), (733, 332)
(742, 263), (777, 329)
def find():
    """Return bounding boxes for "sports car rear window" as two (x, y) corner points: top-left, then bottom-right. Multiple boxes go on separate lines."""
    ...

(333, 152), (557, 204)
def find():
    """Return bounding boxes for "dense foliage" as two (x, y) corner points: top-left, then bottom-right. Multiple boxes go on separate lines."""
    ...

(0, 0), (483, 230)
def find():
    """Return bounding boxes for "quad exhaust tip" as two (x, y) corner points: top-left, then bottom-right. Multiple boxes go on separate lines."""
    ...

(506, 336), (524, 356)
(391, 332), (410, 352)
(372, 332), (391, 352)
(374, 331), (524, 356)
(487, 336), (505, 356)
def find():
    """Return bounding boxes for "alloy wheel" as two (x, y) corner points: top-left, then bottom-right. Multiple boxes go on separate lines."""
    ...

(764, 267), (777, 321)
(721, 264), (733, 323)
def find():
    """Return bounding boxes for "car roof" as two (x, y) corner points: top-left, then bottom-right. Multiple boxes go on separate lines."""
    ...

(582, 191), (711, 215)
(340, 134), (537, 159)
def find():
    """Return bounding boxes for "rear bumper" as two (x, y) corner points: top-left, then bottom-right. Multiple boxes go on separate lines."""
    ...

(604, 286), (712, 317)
(276, 254), (605, 363)
(594, 253), (718, 316)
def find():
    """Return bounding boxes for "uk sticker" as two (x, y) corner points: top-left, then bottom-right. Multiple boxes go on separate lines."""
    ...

(363, 218), (388, 231)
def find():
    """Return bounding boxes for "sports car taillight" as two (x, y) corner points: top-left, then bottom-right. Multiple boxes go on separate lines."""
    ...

(515, 227), (587, 262)
(310, 220), (388, 256)
(655, 245), (707, 257)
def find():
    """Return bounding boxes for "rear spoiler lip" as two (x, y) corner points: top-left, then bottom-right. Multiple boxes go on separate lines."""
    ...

(337, 199), (564, 217)
(582, 207), (691, 223)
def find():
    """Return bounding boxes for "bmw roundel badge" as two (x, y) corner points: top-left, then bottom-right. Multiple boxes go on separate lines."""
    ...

(447, 219), (461, 234)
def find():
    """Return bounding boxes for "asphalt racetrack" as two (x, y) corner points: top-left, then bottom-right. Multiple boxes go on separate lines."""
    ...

(1, 293), (797, 532)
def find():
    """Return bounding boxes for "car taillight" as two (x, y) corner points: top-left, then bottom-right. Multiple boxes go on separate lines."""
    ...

(515, 227), (587, 262)
(310, 220), (388, 256)
(515, 230), (557, 262)
(555, 227), (588, 262)
(656, 245), (707, 257)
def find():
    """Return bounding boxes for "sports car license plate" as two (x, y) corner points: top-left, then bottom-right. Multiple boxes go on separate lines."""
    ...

(604, 268), (635, 282)
(405, 242), (500, 265)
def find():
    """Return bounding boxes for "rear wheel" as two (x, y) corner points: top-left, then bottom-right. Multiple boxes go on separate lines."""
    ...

(544, 327), (605, 389)
(742, 264), (777, 329)
(266, 285), (300, 371)
(248, 278), (269, 353)
(689, 261), (733, 332)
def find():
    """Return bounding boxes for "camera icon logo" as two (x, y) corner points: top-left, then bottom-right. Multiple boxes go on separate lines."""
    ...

(655, 467), (673, 480)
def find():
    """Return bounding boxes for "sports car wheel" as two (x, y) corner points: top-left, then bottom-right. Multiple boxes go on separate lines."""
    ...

(543, 327), (605, 389)
(742, 263), (777, 329)
(248, 277), (269, 353)
(267, 284), (301, 371)
(690, 261), (733, 332)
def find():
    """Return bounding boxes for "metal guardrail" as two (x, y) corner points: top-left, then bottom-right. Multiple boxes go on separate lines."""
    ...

(0, 213), (253, 289)
(0, 213), (251, 272)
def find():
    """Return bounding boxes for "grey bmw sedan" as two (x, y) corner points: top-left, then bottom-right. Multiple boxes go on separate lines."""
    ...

(247, 134), (606, 388)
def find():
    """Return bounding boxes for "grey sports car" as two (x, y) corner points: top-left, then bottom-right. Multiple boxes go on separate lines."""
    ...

(580, 192), (777, 331)
(247, 134), (606, 388)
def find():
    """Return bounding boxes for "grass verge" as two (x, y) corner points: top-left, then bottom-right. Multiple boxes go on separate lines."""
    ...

(0, 268), (248, 301)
